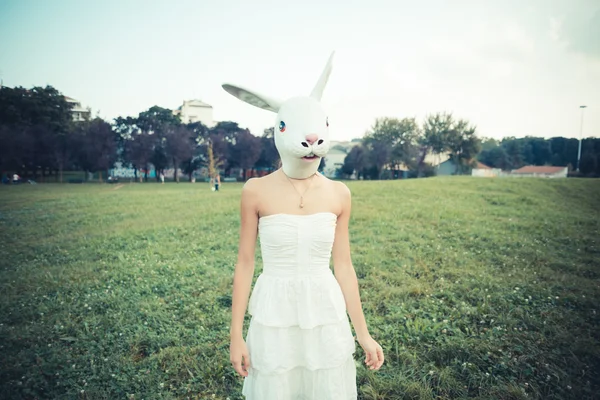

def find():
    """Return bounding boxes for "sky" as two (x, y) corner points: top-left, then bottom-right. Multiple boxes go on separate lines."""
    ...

(1, 0), (599, 142)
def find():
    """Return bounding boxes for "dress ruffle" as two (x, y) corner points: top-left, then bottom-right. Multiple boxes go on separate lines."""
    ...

(248, 273), (348, 329)
(246, 318), (356, 373)
(242, 354), (357, 400)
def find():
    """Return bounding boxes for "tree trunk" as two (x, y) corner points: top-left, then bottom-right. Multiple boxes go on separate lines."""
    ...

(417, 146), (428, 178)
(98, 170), (103, 183)
(173, 158), (179, 183)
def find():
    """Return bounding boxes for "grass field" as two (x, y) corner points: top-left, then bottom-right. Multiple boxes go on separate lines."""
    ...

(1, 177), (599, 400)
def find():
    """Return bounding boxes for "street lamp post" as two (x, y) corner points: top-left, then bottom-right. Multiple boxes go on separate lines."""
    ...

(576, 105), (587, 172)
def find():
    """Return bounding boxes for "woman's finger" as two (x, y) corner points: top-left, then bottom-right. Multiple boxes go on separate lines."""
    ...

(375, 346), (385, 369)
(243, 353), (252, 372)
(369, 351), (378, 369)
(232, 360), (245, 376)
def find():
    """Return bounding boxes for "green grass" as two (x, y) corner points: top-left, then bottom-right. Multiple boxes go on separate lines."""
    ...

(0, 177), (599, 399)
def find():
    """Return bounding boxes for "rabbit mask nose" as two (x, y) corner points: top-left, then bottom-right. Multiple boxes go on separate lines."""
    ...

(302, 134), (319, 147)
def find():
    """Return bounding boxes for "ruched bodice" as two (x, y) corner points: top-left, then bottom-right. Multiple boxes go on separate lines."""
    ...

(259, 212), (337, 277)
(242, 212), (357, 399)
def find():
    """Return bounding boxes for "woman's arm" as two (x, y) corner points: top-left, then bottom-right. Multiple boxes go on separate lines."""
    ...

(230, 179), (259, 376)
(332, 182), (384, 370)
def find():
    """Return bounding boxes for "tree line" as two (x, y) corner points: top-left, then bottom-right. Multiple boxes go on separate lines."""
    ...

(0, 85), (279, 182)
(341, 114), (481, 179)
(1, 85), (598, 182)
(478, 136), (600, 175)
(341, 115), (600, 179)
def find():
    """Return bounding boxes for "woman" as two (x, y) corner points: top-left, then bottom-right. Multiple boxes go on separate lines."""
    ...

(226, 52), (383, 399)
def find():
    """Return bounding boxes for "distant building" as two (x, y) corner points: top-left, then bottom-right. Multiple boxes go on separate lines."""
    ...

(511, 165), (568, 178)
(173, 99), (215, 126)
(322, 141), (361, 178)
(472, 162), (501, 177)
(64, 96), (91, 121)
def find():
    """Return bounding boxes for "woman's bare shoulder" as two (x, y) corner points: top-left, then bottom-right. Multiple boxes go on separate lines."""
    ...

(242, 174), (279, 205)
(324, 178), (350, 199)
(243, 174), (275, 190)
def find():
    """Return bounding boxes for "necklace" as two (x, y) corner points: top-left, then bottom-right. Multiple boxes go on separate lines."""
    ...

(284, 172), (317, 208)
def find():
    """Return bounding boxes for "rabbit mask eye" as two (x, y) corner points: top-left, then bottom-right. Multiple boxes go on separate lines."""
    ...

(279, 121), (286, 133)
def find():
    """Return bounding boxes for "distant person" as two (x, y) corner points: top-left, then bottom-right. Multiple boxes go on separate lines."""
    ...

(214, 174), (221, 191)
(160, 172), (165, 184)
(12, 173), (20, 184)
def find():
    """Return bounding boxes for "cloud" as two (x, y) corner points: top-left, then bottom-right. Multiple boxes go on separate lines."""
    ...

(422, 20), (537, 84)
(548, 7), (600, 58)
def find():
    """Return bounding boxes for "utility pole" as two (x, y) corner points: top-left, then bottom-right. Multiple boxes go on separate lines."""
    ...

(576, 105), (587, 172)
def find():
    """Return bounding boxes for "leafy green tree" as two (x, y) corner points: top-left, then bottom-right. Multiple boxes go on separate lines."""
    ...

(229, 129), (262, 180)
(362, 117), (420, 178)
(254, 128), (280, 172)
(479, 146), (510, 170)
(164, 125), (196, 182)
(501, 138), (525, 169)
(73, 118), (117, 181)
(178, 122), (210, 181)
(418, 112), (454, 177)
(0, 85), (74, 180)
(342, 145), (367, 179)
(446, 119), (481, 174)
(379, 118), (420, 172)
(579, 152), (598, 175)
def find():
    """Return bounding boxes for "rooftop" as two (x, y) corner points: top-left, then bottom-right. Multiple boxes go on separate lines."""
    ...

(512, 166), (567, 174)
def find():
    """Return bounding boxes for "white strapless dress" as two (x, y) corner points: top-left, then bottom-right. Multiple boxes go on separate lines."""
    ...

(242, 212), (357, 399)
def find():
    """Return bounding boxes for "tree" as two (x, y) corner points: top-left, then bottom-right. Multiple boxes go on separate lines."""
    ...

(446, 119), (481, 174)
(210, 121), (245, 175)
(479, 146), (510, 170)
(480, 137), (500, 152)
(0, 85), (74, 180)
(254, 128), (280, 172)
(363, 117), (420, 177)
(501, 138), (525, 170)
(136, 106), (181, 181)
(206, 139), (225, 180)
(73, 118), (117, 181)
(342, 145), (367, 179)
(579, 152), (598, 175)
(165, 125), (196, 182)
(229, 129), (262, 180)
(125, 131), (154, 182)
(418, 113), (454, 177)
(364, 138), (391, 179)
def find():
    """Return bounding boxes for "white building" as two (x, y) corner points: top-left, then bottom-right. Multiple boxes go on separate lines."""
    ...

(173, 99), (215, 126)
(65, 96), (91, 122)
(322, 141), (361, 178)
(472, 162), (501, 177)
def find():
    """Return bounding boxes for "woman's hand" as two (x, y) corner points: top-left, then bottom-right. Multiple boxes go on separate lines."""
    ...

(230, 336), (251, 377)
(358, 335), (384, 370)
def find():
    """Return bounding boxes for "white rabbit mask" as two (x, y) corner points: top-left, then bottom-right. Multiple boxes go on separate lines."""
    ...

(222, 52), (334, 179)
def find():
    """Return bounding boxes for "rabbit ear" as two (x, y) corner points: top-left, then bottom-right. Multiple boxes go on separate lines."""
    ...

(310, 51), (335, 101)
(222, 84), (282, 113)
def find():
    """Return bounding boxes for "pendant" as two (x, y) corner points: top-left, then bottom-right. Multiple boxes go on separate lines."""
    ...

(299, 197), (304, 208)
